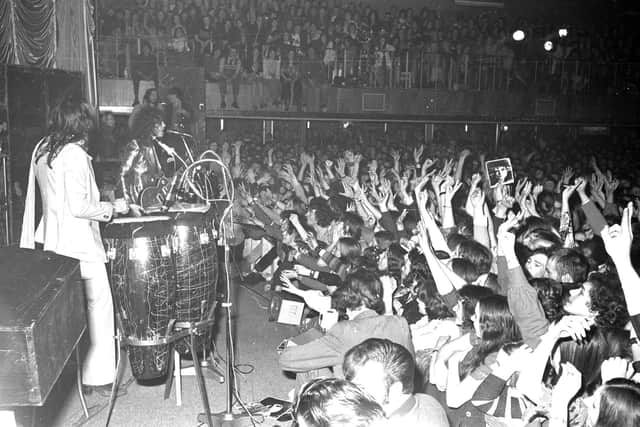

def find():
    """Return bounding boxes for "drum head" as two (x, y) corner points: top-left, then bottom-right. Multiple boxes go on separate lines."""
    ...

(104, 216), (174, 239)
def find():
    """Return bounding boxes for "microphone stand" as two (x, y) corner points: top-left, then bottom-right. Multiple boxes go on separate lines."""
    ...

(198, 214), (252, 427)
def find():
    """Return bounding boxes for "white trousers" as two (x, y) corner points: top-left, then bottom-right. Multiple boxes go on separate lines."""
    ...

(0, 411), (16, 427)
(79, 261), (116, 386)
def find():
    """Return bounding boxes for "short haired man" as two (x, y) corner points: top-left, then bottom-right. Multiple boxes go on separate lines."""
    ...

(344, 338), (449, 427)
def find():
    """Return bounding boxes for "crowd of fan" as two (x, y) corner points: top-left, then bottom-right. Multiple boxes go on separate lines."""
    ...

(197, 124), (640, 426)
(98, 0), (640, 96)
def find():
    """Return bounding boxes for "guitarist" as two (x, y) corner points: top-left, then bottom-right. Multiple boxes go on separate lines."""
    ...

(118, 106), (171, 215)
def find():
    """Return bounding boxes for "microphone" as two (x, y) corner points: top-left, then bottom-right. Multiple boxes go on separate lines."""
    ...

(166, 130), (195, 163)
(166, 129), (193, 138)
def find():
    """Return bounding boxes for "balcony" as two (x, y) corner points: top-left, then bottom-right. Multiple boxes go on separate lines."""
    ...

(96, 35), (640, 123)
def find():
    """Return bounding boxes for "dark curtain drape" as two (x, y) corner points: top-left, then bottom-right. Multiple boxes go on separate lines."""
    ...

(0, 0), (55, 67)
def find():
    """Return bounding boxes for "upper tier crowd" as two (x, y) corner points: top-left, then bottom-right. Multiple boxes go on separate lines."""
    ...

(98, 0), (640, 94)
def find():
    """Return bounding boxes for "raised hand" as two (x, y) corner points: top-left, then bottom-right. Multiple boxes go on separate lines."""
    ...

(421, 158), (435, 175)
(561, 167), (575, 185)
(442, 179), (463, 203)
(532, 183), (544, 199)
(413, 145), (424, 164)
(601, 202), (634, 263)
(497, 210), (524, 238)
(468, 188), (485, 212)
(336, 158), (346, 177)
(391, 150), (400, 164)
(550, 315), (594, 341)
(441, 158), (455, 177)
(470, 173), (482, 190)
(604, 170), (619, 195)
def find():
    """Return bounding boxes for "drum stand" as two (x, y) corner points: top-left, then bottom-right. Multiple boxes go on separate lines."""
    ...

(104, 316), (221, 427)
(163, 319), (225, 407)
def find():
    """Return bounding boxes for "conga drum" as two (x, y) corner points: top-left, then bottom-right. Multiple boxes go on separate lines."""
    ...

(104, 216), (177, 380)
(170, 205), (219, 354)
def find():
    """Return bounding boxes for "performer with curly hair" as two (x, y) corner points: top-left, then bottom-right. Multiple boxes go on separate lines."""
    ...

(118, 105), (171, 215)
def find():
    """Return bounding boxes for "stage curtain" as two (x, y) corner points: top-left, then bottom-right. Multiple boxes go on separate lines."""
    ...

(0, 0), (13, 64)
(0, 0), (55, 67)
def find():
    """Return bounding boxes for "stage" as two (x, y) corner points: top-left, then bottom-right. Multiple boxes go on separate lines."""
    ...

(13, 276), (296, 427)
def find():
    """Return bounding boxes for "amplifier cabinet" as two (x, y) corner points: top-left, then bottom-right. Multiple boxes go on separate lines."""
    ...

(0, 248), (85, 406)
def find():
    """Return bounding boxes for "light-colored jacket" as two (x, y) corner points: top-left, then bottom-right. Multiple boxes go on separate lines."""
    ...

(20, 139), (113, 263)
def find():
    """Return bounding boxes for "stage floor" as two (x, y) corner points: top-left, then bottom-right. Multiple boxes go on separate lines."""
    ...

(14, 276), (298, 427)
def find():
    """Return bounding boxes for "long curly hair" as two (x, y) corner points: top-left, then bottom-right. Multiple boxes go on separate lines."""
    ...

(587, 272), (629, 330)
(129, 105), (164, 144)
(36, 96), (94, 167)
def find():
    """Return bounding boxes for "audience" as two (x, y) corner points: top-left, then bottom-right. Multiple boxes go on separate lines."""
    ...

(186, 119), (640, 426)
(98, 0), (640, 96)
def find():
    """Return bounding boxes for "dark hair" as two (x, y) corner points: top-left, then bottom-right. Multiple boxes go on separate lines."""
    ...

(385, 243), (406, 284)
(595, 379), (640, 427)
(142, 87), (158, 104)
(333, 269), (384, 314)
(415, 274), (454, 320)
(548, 248), (590, 284)
(130, 105), (164, 142)
(587, 272), (629, 330)
(581, 237), (609, 272)
(344, 338), (415, 395)
(529, 278), (566, 323)
(536, 190), (558, 217)
(338, 237), (362, 265)
(294, 378), (386, 427)
(38, 97), (94, 167)
(457, 285), (495, 332)
(451, 257), (479, 284)
(342, 211), (364, 241)
(459, 294), (522, 379)
(447, 233), (468, 253)
(167, 86), (184, 100)
(328, 194), (349, 216)
(517, 219), (562, 251)
(554, 327), (632, 396)
(309, 197), (335, 228)
(457, 239), (493, 275)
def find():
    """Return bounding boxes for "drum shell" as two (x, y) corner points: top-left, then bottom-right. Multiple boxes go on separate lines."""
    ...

(104, 218), (177, 380)
(172, 212), (219, 354)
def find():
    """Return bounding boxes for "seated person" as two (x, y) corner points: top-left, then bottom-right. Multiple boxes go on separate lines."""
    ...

(278, 269), (414, 383)
(293, 378), (388, 427)
(344, 338), (449, 427)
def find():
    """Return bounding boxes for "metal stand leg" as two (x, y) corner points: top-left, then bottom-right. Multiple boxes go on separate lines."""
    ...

(75, 347), (89, 419)
(163, 349), (175, 401)
(190, 332), (213, 427)
(105, 337), (126, 427)
(174, 350), (183, 406)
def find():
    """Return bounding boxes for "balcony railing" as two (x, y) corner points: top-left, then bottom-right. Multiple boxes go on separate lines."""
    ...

(97, 34), (640, 97)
